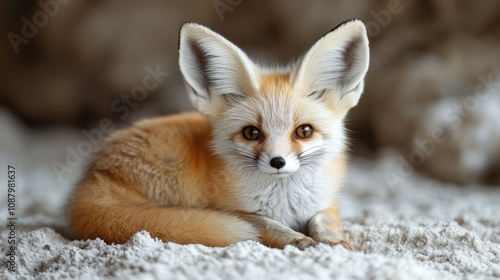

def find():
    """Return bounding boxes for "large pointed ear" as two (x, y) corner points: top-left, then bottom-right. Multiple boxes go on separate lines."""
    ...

(178, 22), (259, 116)
(292, 19), (369, 112)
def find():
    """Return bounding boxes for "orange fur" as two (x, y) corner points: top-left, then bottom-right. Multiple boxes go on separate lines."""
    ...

(67, 112), (258, 246)
(259, 73), (291, 96)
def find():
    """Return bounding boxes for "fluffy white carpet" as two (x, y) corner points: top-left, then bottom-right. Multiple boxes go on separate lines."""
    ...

(1, 107), (499, 280)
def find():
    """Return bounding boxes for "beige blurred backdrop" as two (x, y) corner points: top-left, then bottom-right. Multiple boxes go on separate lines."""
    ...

(1, 0), (499, 185)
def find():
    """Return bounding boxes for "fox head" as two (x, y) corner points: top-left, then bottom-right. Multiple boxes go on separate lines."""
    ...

(179, 20), (369, 179)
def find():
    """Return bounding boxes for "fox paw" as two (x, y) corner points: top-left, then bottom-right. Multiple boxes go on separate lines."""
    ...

(317, 239), (357, 251)
(288, 236), (317, 250)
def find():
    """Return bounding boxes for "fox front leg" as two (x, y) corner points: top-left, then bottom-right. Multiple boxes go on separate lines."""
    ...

(237, 212), (316, 250)
(308, 206), (357, 251)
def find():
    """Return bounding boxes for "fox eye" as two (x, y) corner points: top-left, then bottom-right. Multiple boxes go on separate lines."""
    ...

(242, 126), (262, 141)
(294, 124), (313, 139)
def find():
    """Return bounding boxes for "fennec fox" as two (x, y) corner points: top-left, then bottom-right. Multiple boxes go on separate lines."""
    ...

(67, 20), (369, 250)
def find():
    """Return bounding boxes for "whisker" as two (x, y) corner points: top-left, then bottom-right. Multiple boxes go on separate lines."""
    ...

(298, 146), (323, 158)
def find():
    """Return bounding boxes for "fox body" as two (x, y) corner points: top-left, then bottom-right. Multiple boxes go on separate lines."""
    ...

(67, 20), (369, 249)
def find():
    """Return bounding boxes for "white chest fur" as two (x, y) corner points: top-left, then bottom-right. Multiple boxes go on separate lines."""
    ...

(236, 171), (336, 233)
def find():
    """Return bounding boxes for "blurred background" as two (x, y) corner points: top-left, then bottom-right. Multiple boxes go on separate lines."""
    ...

(1, 0), (499, 185)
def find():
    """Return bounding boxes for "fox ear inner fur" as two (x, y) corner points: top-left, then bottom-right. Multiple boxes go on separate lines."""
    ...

(292, 19), (370, 111)
(178, 22), (259, 116)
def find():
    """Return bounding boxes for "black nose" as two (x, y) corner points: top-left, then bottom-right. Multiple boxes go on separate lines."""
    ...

(270, 157), (286, 169)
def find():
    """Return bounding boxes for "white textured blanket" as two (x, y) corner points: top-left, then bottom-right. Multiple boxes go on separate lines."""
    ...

(1, 108), (499, 279)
